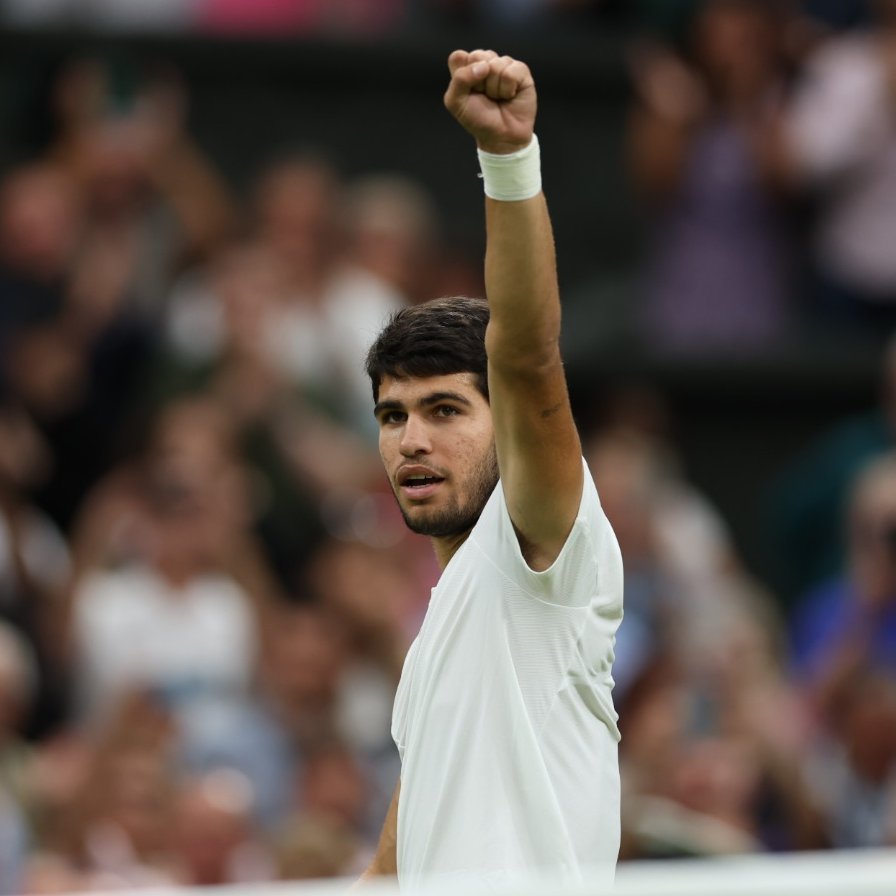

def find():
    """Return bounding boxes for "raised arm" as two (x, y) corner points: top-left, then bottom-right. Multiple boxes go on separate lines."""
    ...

(444, 49), (582, 571)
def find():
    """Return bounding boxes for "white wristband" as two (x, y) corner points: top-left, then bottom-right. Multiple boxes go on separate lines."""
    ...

(477, 135), (541, 201)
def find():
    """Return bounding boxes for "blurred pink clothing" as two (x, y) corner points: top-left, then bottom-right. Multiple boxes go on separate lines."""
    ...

(199, 0), (404, 33)
(199, 0), (322, 32)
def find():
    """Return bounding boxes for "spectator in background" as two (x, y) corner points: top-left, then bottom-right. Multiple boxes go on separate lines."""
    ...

(197, 598), (398, 840)
(786, 451), (896, 848)
(245, 154), (448, 440)
(628, 0), (797, 353)
(64, 397), (267, 764)
(0, 165), (84, 426)
(790, 451), (896, 693)
(36, 692), (181, 889)
(326, 175), (439, 440)
(0, 57), (235, 533)
(247, 153), (344, 406)
(166, 154), (387, 431)
(161, 240), (383, 586)
(582, 393), (821, 857)
(783, 0), (896, 336)
(583, 391), (771, 699)
(0, 397), (69, 736)
(170, 768), (273, 885)
(272, 812), (362, 880)
(46, 58), (235, 329)
(0, 164), (81, 291)
(804, 670), (896, 848)
(166, 172), (435, 441)
(766, 335), (896, 607)
(0, 622), (38, 818)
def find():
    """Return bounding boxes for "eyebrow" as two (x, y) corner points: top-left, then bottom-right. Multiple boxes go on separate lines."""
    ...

(374, 391), (473, 418)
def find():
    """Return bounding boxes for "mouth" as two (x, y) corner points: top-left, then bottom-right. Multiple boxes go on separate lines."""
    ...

(397, 467), (446, 500)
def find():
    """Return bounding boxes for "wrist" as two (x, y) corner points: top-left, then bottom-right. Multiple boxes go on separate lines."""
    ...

(477, 135), (541, 201)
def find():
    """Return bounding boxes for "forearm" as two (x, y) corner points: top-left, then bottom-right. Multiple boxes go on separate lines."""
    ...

(483, 191), (561, 364)
(445, 48), (583, 556)
(356, 779), (399, 884)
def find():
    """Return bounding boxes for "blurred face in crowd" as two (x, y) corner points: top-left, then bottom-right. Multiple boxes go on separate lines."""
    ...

(0, 165), (81, 281)
(0, 624), (33, 741)
(300, 744), (368, 831)
(0, 404), (52, 492)
(307, 539), (415, 637)
(667, 735), (762, 827)
(585, 428), (659, 567)
(692, 0), (779, 96)
(263, 605), (348, 712)
(77, 119), (153, 219)
(344, 175), (437, 300)
(173, 771), (255, 885)
(5, 321), (88, 418)
(254, 159), (341, 282)
(836, 674), (896, 783)
(848, 457), (896, 607)
(101, 746), (175, 858)
(144, 398), (247, 578)
(212, 244), (286, 359)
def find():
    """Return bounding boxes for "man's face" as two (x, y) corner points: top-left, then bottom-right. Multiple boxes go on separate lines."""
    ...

(375, 372), (497, 539)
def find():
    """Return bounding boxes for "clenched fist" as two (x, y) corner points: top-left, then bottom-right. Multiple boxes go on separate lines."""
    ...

(443, 49), (536, 155)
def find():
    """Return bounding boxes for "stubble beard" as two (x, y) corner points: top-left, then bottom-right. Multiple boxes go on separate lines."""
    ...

(397, 448), (499, 539)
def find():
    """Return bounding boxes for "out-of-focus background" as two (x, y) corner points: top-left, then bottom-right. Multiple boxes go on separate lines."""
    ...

(1, 0), (896, 890)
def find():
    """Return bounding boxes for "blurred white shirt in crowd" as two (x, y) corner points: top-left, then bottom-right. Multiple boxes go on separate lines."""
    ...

(786, 34), (896, 298)
(1, 0), (196, 28)
(72, 565), (256, 721)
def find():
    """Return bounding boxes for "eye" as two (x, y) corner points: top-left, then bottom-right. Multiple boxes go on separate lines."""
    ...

(379, 410), (406, 425)
(434, 405), (459, 418)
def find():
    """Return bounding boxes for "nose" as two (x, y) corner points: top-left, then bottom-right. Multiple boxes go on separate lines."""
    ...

(399, 414), (432, 457)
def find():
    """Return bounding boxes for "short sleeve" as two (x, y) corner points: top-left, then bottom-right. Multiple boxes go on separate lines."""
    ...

(470, 458), (623, 611)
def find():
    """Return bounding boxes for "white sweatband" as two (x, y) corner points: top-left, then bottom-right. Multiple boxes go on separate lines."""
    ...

(477, 135), (541, 201)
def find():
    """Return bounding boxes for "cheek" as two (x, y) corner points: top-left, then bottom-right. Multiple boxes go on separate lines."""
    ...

(378, 431), (397, 464)
(455, 430), (495, 473)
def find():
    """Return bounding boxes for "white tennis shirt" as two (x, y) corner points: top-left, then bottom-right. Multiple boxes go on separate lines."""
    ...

(392, 460), (623, 889)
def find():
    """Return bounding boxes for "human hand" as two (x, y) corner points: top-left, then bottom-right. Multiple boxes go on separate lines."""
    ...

(443, 49), (536, 154)
(627, 43), (707, 125)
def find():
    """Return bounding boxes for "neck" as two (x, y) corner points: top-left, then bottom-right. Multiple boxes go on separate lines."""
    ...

(432, 530), (472, 570)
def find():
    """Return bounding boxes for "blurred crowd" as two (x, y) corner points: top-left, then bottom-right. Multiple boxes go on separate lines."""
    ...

(1, 0), (896, 892)
(0, 0), (627, 35)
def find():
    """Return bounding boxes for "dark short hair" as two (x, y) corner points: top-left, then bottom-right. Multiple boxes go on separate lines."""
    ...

(365, 296), (490, 403)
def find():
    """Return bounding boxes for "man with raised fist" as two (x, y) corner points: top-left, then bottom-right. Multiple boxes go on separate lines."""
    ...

(360, 49), (623, 889)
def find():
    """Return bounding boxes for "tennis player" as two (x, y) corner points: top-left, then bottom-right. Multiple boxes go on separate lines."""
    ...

(360, 48), (624, 889)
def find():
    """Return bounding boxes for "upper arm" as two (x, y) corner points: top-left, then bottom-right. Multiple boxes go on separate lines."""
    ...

(486, 334), (583, 572)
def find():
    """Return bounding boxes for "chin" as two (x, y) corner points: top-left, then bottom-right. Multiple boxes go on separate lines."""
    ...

(402, 504), (485, 539)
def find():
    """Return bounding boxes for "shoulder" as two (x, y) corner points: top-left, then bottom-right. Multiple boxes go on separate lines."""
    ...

(470, 459), (622, 609)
